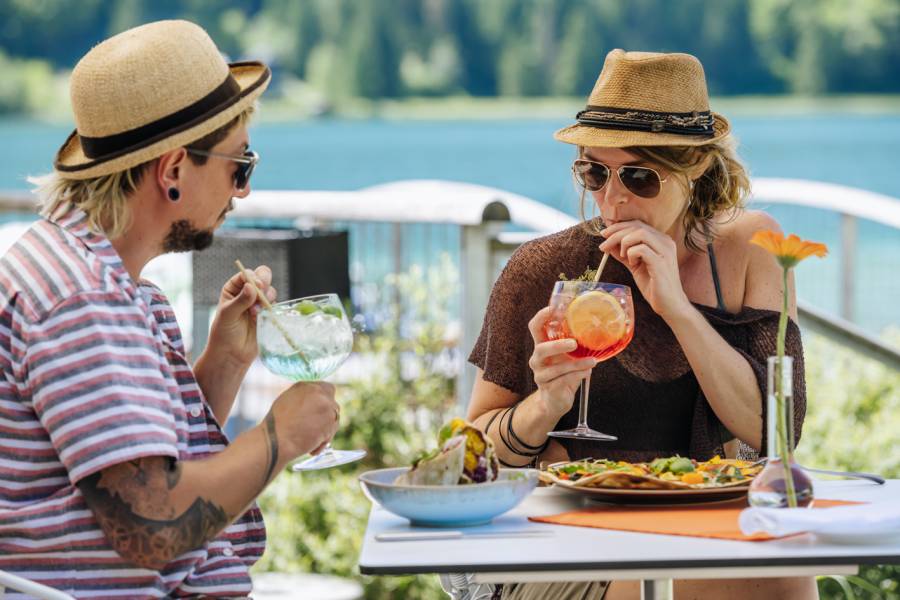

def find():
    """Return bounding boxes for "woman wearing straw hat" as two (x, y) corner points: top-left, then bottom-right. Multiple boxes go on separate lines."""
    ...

(0, 20), (340, 598)
(467, 50), (815, 599)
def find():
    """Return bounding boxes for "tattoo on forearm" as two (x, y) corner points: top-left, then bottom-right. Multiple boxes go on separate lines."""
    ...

(263, 411), (279, 485)
(77, 458), (229, 570)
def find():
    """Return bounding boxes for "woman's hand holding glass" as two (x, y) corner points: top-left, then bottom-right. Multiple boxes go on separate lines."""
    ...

(527, 307), (598, 419)
(541, 280), (634, 440)
(600, 220), (693, 320)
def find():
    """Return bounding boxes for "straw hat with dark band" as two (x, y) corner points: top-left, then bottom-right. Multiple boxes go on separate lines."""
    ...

(54, 20), (271, 179)
(555, 49), (730, 148)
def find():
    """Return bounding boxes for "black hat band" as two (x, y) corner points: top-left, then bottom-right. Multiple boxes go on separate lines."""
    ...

(576, 105), (715, 137)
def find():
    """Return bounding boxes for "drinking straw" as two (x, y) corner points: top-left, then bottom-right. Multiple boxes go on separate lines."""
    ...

(234, 260), (310, 364)
(592, 253), (610, 283)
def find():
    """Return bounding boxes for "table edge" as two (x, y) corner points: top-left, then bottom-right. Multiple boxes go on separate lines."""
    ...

(358, 554), (899, 576)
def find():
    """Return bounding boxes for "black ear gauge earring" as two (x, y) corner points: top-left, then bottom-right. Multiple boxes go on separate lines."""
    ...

(168, 187), (180, 202)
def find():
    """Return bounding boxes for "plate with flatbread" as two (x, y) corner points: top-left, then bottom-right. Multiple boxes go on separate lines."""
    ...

(540, 456), (763, 504)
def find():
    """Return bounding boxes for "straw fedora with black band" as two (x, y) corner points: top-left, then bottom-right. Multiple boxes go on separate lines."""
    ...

(54, 20), (271, 179)
(555, 49), (730, 148)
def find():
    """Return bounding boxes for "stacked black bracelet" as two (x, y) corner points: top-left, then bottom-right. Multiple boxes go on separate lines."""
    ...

(485, 402), (550, 468)
(507, 401), (549, 455)
(483, 408), (524, 467)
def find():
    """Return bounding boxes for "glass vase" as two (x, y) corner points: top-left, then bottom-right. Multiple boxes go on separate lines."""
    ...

(747, 356), (814, 508)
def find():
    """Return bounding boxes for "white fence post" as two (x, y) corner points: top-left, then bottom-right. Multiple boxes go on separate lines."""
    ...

(839, 213), (857, 322)
(458, 221), (505, 413)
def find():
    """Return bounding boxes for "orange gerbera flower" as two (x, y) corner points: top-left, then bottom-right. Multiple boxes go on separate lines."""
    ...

(747, 229), (827, 508)
(750, 230), (828, 268)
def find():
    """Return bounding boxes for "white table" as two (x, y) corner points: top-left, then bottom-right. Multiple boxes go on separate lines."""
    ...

(358, 479), (900, 600)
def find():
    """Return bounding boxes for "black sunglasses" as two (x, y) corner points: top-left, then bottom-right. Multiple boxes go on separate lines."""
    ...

(572, 159), (668, 199)
(186, 148), (259, 190)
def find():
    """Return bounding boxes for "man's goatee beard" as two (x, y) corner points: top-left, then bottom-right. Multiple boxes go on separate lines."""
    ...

(163, 220), (214, 253)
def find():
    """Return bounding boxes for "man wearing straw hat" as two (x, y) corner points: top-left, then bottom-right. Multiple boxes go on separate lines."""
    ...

(468, 50), (816, 598)
(0, 20), (340, 597)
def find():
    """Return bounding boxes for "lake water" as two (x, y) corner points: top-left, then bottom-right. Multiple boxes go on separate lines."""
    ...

(1, 114), (898, 336)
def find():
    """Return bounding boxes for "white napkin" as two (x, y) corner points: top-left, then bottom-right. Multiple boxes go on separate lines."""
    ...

(739, 503), (900, 543)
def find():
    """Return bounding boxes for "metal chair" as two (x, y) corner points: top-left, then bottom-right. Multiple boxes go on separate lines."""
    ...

(0, 570), (75, 600)
(439, 573), (498, 600)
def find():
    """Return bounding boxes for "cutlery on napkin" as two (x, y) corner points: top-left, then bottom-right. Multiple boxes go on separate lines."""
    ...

(376, 530), (554, 542)
(750, 459), (884, 485)
(801, 466), (885, 484)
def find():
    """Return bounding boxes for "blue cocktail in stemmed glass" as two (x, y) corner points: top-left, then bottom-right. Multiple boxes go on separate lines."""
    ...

(257, 293), (364, 470)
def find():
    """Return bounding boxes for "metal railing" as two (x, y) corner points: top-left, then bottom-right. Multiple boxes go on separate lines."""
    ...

(749, 178), (900, 322)
(2, 178), (899, 407)
(0, 190), (33, 213)
(234, 179), (900, 400)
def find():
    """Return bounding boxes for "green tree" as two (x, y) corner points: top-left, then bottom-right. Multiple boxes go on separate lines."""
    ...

(2, 0), (900, 110)
(0, 0), (108, 67)
(692, 0), (781, 95)
(255, 257), (460, 600)
(0, 49), (58, 115)
(448, 0), (498, 96)
(343, 1), (400, 99)
(227, 0), (322, 79)
(399, 36), (463, 96)
(551, 3), (602, 96)
(749, 0), (900, 94)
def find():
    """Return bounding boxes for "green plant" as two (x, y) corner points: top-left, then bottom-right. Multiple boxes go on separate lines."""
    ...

(253, 256), (459, 600)
(819, 570), (898, 600)
(798, 331), (900, 479)
(800, 330), (900, 600)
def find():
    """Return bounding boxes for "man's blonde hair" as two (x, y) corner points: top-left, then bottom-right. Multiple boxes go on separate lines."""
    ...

(32, 107), (255, 239)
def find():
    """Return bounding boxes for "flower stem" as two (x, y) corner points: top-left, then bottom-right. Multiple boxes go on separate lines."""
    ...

(776, 269), (787, 359)
(776, 266), (797, 508)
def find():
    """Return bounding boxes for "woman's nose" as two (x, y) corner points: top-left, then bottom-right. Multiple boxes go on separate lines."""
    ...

(602, 170), (630, 205)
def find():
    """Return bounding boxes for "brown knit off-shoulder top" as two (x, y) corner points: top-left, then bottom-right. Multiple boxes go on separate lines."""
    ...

(468, 224), (806, 462)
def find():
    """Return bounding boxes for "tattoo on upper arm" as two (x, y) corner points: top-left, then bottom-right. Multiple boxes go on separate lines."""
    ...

(77, 458), (229, 570)
(262, 411), (279, 485)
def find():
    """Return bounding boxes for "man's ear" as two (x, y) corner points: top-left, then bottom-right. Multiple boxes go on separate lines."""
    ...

(155, 148), (188, 197)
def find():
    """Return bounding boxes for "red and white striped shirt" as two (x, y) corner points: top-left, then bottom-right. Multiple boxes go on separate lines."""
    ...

(0, 205), (266, 598)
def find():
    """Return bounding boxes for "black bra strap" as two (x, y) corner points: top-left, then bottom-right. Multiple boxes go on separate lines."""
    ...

(707, 242), (727, 311)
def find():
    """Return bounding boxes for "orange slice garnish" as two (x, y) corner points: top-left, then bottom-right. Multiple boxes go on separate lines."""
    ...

(565, 291), (627, 351)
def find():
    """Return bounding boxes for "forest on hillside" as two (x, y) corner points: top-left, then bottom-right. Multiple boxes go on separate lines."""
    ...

(2, 0), (899, 114)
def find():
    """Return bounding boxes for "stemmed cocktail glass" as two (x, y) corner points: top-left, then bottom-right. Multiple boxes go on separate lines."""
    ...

(543, 280), (634, 440)
(256, 293), (365, 471)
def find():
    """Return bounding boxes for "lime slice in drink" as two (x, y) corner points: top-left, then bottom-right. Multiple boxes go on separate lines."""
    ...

(322, 306), (343, 318)
(294, 300), (319, 315)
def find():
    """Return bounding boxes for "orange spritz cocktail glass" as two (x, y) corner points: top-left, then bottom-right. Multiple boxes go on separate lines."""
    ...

(543, 280), (634, 441)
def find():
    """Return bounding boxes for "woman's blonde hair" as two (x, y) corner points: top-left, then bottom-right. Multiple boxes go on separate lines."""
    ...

(578, 135), (751, 253)
(32, 106), (255, 239)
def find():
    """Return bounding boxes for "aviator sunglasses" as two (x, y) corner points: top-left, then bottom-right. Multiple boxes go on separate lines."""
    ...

(186, 148), (259, 191)
(572, 158), (669, 199)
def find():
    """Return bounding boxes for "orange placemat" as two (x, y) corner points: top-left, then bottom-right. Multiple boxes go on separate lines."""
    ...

(530, 499), (862, 541)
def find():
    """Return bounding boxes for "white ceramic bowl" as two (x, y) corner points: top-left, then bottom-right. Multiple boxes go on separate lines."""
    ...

(358, 467), (539, 527)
